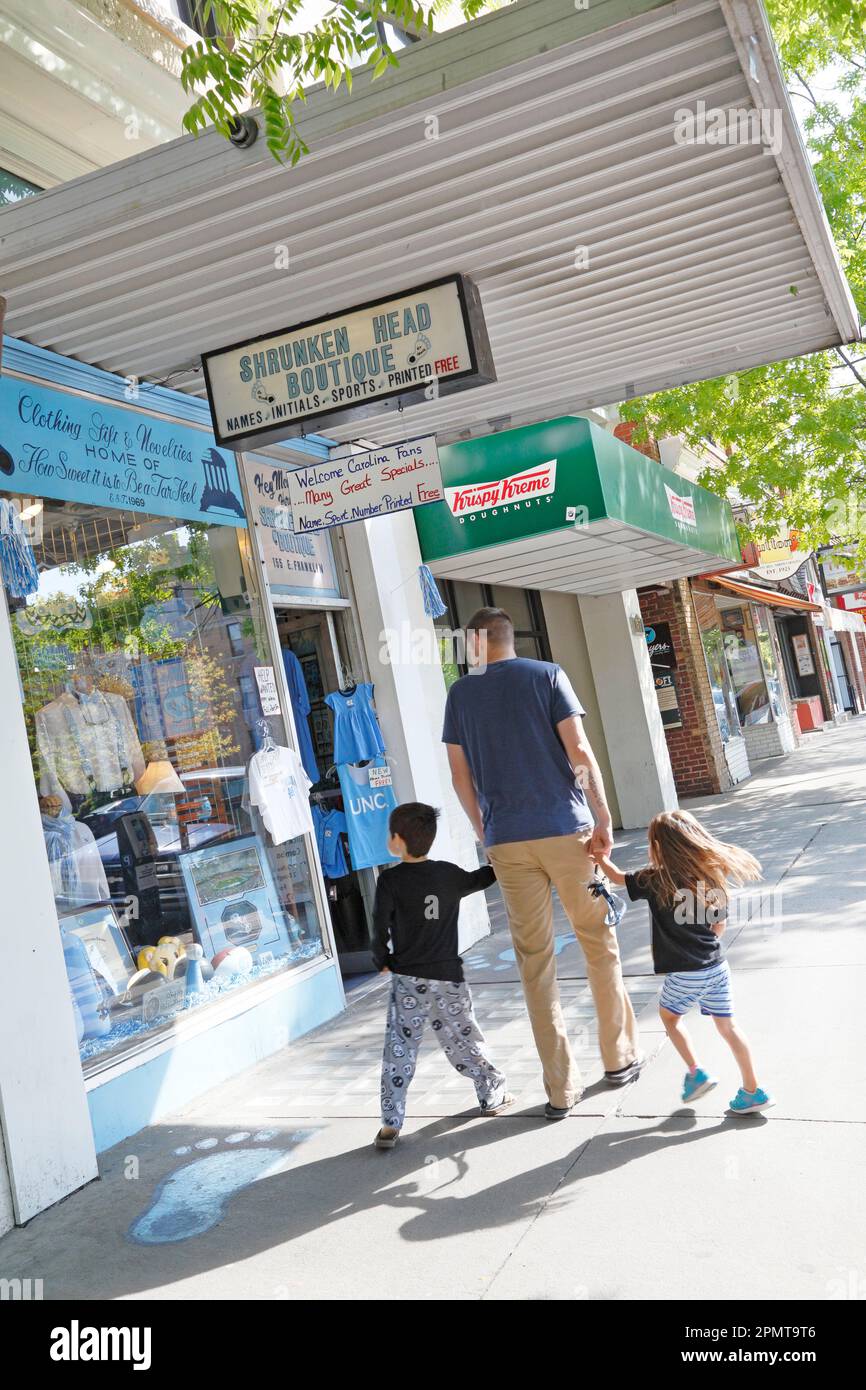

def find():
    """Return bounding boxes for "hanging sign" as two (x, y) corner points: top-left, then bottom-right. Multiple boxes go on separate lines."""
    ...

(820, 552), (864, 598)
(791, 634), (815, 677)
(240, 454), (344, 602)
(0, 374), (246, 526)
(654, 672), (683, 729)
(751, 539), (810, 583)
(287, 435), (443, 533)
(201, 274), (496, 450)
(644, 621), (677, 671)
(254, 666), (282, 717)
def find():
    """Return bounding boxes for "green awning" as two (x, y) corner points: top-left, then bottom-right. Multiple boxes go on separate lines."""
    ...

(415, 417), (741, 594)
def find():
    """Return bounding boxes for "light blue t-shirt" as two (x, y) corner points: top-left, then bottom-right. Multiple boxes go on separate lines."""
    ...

(312, 805), (349, 878)
(337, 757), (400, 870)
(442, 657), (593, 847)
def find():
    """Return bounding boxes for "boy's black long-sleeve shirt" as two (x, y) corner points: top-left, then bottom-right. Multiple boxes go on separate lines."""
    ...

(371, 859), (496, 983)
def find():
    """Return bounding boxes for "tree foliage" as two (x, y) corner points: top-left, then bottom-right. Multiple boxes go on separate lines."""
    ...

(181, 1), (494, 163)
(180, 3), (866, 563)
(627, 0), (866, 565)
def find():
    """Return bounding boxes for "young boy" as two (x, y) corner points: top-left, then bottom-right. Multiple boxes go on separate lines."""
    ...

(372, 802), (513, 1148)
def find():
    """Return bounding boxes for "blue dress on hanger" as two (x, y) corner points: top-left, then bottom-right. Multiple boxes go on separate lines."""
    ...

(282, 648), (320, 783)
(325, 682), (385, 765)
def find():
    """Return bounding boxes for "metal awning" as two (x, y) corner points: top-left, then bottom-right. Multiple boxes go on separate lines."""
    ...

(829, 607), (866, 634)
(699, 574), (821, 610)
(416, 415), (742, 593)
(0, 0), (859, 450)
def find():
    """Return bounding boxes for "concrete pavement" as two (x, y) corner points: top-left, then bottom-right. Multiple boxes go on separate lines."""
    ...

(2, 719), (865, 1300)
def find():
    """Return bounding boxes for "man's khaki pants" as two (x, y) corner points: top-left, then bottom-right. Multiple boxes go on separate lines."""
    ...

(487, 832), (639, 1108)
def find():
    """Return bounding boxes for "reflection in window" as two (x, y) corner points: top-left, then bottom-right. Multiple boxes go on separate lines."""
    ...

(0, 167), (41, 206)
(9, 500), (326, 1069)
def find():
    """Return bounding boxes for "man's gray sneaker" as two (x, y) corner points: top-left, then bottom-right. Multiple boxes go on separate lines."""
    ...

(604, 1057), (646, 1086)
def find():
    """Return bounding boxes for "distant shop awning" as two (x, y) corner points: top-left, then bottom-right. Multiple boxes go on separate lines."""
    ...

(702, 574), (821, 611)
(415, 417), (741, 594)
(829, 606), (866, 634)
(0, 0), (859, 448)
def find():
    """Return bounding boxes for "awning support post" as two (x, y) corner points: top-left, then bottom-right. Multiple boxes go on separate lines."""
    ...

(578, 589), (678, 829)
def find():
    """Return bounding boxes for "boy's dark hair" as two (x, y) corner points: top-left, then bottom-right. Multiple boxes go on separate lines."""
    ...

(389, 802), (439, 857)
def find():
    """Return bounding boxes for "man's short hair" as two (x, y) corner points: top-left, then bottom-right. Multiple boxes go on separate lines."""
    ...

(465, 607), (514, 645)
(389, 802), (439, 857)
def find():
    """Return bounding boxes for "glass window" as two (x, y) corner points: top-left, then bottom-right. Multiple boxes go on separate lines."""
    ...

(719, 603), (771, 725)
(0, 167), (41, 207)
(435, 579), (551, 678)
(751, 606), (784, 719)
(9, 497), (327, 1070)
(693, 591), (741, 743)
(449, 580), (487, 629)
(488, 585), (534, 631)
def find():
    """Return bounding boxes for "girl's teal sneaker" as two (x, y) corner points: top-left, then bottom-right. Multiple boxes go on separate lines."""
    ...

(728, 1087), (775, 1114)
(682, 1068), (718, 1103)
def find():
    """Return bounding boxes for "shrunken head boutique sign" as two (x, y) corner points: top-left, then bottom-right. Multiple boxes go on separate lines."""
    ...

(201, 274), (496, 451)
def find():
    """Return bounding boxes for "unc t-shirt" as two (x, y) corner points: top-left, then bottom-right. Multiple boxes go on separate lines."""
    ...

(337, 756), (400, 870)
(442, 657), (593, 847)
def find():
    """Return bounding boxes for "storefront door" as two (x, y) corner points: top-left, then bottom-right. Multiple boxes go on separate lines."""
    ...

(273, 601), (382, 978)
(830, 637), (856, 711)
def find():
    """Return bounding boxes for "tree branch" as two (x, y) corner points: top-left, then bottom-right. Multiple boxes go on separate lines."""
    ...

(834, 346), (866, 390)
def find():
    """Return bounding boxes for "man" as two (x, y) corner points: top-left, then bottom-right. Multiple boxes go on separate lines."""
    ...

(443, 607), (643, 1118)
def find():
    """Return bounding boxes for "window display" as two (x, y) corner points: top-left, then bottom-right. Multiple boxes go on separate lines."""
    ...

(693, 591), (741, 744)
(721, 605), (772, 724)
(8, 494), (328, 1068)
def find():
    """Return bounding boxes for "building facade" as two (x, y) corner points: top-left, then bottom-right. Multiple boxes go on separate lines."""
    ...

(1, 0), (861, 1236)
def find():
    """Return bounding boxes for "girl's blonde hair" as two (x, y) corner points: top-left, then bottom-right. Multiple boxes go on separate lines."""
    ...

(639, 809), (761, 908)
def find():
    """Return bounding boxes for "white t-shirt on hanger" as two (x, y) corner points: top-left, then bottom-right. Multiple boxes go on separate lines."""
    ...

(248, 744), (314, 845)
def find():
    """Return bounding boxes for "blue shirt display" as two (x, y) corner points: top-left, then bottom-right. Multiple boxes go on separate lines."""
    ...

(312, 804), (349, 878)
(442, 657), (594, 847)
(337, 757), (400, 870)
(282, 647), (320, 783)
(325, 683), (385, 765)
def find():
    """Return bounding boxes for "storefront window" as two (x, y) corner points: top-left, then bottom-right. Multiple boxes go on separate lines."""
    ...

(693, 591), (741, 743)
(8, 497), (327, 1069)
(434, 579), (551, 679)
(751, 606), (784, 719)
(720, 603), (771, 724)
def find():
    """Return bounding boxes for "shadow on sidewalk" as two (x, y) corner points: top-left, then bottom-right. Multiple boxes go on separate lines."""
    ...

(8, 1106), (765, 1298)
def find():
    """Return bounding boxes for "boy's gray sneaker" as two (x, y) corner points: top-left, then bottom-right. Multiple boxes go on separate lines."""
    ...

(374, 1126), (399, 1149)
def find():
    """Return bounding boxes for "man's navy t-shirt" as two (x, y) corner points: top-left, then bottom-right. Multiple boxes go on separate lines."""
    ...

(442, 656), (593, 847)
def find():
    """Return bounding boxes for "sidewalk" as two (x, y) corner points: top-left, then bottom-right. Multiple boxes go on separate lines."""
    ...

(3, 720), (865, 1301)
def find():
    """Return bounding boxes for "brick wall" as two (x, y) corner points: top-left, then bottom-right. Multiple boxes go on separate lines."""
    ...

(613, 420), (661, 462)
(638, 582), (730, 796)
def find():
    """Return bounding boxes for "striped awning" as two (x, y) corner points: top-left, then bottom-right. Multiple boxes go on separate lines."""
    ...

(699, 574), (821, 611)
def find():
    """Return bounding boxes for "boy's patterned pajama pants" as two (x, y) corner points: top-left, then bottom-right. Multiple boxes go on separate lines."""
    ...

(380, 973), (508, 1130)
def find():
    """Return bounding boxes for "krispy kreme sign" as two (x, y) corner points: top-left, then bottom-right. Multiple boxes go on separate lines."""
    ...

(664, 483), (697, 528)
(444, 461), (557, 518)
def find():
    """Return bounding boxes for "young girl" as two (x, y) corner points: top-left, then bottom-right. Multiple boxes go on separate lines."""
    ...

(596, 809), (774, 1115)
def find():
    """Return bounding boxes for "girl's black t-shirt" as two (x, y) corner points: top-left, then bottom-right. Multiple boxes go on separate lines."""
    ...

(372, 859), (496, 982)
(625, 870), (725, 974)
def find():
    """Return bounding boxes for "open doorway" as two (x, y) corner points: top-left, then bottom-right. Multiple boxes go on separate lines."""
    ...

(274, 605), (379, 982)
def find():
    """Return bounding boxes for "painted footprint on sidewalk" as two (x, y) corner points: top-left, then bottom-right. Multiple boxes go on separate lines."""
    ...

(464, 931), (576, 972)
(128, 1129), (315, 1246)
